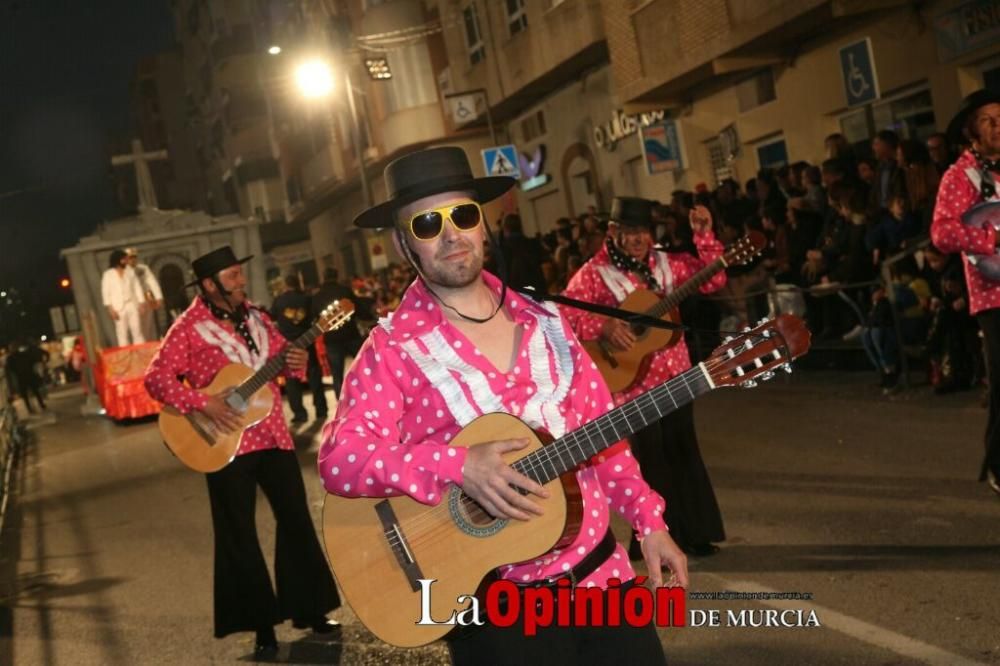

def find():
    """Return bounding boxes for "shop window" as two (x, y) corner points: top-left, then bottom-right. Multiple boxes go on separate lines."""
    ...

(756, 136), (788, 170)
(705, 138), (734, 187)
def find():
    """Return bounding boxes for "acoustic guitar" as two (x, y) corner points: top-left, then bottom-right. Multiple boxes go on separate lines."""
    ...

(158, 300), (354, 473)
(322, 314), (809, 647)
(583, 231), (767, 393)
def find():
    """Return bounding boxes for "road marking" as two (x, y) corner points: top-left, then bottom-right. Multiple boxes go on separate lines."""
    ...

(708, 575), (987, 666)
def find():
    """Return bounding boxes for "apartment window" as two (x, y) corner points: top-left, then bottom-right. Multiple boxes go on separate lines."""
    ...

(520, 110), (547, 142)
(463, 4), (486, 66)
(506, 0), (528, 36)
(736, 69), (776, 113)
(705, 138), (734, 187)
(756, 136), (789, 170)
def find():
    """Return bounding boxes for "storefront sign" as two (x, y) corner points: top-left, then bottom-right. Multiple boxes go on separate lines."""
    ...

(934, 0), (1000, 61)
(518, 145), (551, 191)
(594, 109), (666, 151)
(640, 120), (685, 174)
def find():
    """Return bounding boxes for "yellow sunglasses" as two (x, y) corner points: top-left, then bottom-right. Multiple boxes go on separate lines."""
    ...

(405, 201), (483, 241)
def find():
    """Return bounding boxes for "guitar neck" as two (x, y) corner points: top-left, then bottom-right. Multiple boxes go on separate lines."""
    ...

(512, 364), (714, 484)
(234, 324), (323, 400)
(647, 257), (727, 318)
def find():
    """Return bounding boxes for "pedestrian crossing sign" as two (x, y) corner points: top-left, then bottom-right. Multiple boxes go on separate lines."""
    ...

(481, 145), (521, 179)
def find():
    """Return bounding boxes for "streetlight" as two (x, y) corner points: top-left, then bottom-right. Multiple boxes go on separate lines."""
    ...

(267, 45), (282, 55)
(292, 57), (373, 209)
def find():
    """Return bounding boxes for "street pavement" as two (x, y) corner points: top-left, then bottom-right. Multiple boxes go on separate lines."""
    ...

(1, 369), (999, 665)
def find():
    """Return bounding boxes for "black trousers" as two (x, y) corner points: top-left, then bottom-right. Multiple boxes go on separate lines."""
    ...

(630, 403), (725, 547)
(205, 448), (340, 638)
(976, 310), (1000, 481)
(447, 581), (666, 666)
(285, 346), (328, 419)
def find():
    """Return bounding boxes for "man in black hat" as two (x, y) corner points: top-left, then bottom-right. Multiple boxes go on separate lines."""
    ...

(931, 88), (1000, 497)
(562, 197), (728, 557)
(320, 147), (686, 664)
(144, 246), (341, 656)
(270, 274), (328, 424)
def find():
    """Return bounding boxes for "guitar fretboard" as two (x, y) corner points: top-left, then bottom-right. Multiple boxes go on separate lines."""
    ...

(646, 257), (726, 319)
(234, 325), (324, 401)
(511, 364), (713, 485)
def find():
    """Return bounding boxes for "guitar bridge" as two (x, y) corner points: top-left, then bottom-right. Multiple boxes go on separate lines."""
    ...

(375, 500), (425, 592)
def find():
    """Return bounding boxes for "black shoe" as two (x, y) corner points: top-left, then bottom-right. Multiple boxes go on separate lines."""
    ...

(684, 543), (721, 557)
(290, 414), (308, 425)
(254, 627), (278, 657)
(988, 470), (1000, 499)
(293, 615), (341, 634)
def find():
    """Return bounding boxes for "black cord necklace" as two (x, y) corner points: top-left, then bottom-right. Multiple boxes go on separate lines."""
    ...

(605, 236), (661, 291)
(971, 147), (1000, 199)
(202, 296), (259, 354)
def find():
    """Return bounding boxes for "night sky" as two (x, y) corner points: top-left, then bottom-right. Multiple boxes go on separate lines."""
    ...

(0, 0), (174, 342)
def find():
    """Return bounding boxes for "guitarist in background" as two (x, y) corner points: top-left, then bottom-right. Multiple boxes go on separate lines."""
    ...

(143, 246), (341, 656)
(562, 197), (727, 557)
(931, 88), (1000, 497)
(320, 147), (687, 665)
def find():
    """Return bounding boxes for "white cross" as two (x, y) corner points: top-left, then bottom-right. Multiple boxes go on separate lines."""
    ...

(110, 139), (168, 211)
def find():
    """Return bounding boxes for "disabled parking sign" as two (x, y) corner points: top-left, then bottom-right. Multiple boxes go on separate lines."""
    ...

(839, 38), (880, 107)
(481, 145), (521, 179)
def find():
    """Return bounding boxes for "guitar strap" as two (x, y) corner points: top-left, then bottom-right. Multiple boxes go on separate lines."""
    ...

(512, 285), (686, 332)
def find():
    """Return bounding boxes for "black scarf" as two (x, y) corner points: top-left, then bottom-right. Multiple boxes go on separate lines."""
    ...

(971, 147), (999, 199)
(201, 296), (259, 354)
(605, 236), (660, 291)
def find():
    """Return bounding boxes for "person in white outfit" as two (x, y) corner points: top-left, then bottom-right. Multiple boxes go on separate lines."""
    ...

(101, 249), (146, 347)
(126, 247), (163, 340)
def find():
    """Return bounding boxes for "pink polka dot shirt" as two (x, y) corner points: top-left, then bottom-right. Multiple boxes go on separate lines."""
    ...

(144, 297), (304, 456)
(930, 149), (1000, 316)
(561, 231), (726, 404)
(319, 272), (668, 588)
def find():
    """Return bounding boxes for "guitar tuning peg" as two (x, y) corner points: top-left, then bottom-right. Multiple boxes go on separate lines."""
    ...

(723, 336), (733, 343)
(742, 326), (752, 333)
(757, 317), (768, 326)
(782, 363), (793, 373)
(759, 371), (775, 382)
(740, 379), (758, 389)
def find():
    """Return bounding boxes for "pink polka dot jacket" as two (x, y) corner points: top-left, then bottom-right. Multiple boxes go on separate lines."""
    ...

(319, 272), (668, 588)
(930, 150), (1000, 316)
(561, 231), (726, 404)
(144, 297), (305, 456)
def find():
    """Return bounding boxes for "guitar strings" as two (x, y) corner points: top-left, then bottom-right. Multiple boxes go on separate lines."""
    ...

(374, 346), (761, 548)
(379, 339), (778, 546)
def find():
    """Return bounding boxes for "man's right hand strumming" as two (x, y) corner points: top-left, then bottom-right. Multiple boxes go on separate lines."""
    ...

(461, 438), (550, 521)
(199, 395), (242, 434)
(601, 318), (637, 351)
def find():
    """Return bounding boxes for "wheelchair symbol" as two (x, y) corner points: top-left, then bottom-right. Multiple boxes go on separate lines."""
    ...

(847, 53), (870, 99)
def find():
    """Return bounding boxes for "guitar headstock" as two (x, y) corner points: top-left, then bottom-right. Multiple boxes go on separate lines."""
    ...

(723, 231), (768, 267)
(705, 314), (811, 388)
(317, 299), (356, 333)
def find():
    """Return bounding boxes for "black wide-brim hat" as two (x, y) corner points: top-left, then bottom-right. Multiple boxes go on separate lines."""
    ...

(353, 146), (516, 229)
(947, 88), (1000, 144)
(608, 196), (655, 229)
(185, 245), (253, 287)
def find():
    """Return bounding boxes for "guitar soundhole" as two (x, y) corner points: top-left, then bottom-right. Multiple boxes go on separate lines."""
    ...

(632, 324), (648, 338)
(448, 487), (507, 537)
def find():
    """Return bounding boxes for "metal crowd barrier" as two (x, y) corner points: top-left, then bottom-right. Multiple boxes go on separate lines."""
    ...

(0, 369), (23, 538)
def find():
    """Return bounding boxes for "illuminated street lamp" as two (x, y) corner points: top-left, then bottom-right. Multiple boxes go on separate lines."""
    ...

(267, 45), (282, 55)
(364, 57), (392, 81)
(295, 59), (335, 99)
(293, 57), (373, 208)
